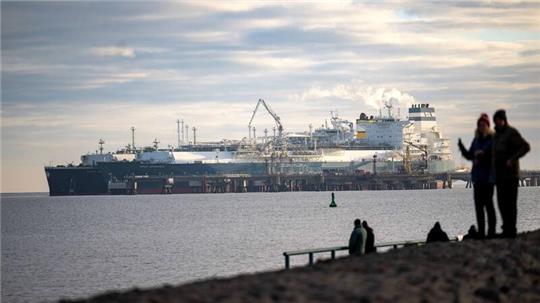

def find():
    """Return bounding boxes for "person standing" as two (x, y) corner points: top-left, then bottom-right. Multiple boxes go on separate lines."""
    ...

(458, 113), (496, 238)
(492, 110), (530, 238)
(362, 221), (376, 254)
(348, 219), (367, 255)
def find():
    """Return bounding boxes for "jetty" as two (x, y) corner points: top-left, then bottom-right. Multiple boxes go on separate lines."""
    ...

(113, 170), (540, 194)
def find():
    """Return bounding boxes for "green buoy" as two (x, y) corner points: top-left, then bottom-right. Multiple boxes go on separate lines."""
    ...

(329, 192), (337, 207)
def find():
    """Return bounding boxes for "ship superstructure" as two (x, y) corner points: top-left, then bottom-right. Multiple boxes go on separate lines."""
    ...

(404, 103), (454, 173)
(45, 100), (454, 195)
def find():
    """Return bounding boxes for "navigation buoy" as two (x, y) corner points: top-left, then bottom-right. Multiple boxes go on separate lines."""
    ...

(329, 192), (337, 207)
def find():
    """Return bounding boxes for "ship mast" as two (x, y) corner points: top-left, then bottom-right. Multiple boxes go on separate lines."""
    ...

(181, 119), (185, 145)
(131, 127), (136, 152)
(98, 139), (105, 155)
(385, 101), (393, 118)
(176, 119), (181, 148)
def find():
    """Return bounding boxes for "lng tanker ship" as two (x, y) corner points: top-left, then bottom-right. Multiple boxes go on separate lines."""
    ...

(45, 101), (454, 195)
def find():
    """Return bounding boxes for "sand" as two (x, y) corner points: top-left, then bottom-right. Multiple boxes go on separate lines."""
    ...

(60, 229), (540, 303)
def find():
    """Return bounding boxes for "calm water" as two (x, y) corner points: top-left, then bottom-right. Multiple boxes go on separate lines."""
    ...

(2, 188), (540, 303)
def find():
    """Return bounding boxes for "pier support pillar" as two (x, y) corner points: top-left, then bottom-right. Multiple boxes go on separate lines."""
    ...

(446, 174), (453, 189)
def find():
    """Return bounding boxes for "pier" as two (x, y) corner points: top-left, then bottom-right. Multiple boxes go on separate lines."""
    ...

(111, 170), (540, 194)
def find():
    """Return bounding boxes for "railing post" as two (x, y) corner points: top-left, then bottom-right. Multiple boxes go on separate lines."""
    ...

(284, 254), (290, 269)
(309, 253), (314, 265)
(331, 250), (336, 259)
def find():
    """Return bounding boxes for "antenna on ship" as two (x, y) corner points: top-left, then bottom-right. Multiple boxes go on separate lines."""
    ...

(98, 139), (105, 155)
(176, 119), (181, 148)
(131, 127), (136, 152)
(309, 124), (313, 148)
(181, 119), (185, 145)
(385, 100), (393, 118)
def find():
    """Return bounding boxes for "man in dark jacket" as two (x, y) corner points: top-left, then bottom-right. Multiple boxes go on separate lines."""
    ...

(426, 222), (450, 243)
(492, 110), (530, 238)
(348, 219), (366, 255)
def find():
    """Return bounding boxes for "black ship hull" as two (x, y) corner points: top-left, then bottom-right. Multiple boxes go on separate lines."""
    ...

(45, 166), (109, 196)
(45, 161), (276, 196)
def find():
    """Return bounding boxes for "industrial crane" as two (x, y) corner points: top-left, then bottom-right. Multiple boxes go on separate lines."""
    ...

(248, 99), (284, 144)
(404, 140), (429, 173)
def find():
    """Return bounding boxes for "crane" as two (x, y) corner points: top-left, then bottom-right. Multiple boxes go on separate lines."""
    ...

(404, 140), (429, 173)
(248, 99), (284, 144)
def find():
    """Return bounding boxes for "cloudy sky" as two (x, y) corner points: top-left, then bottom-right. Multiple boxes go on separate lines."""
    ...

(1, 1), (539, 192)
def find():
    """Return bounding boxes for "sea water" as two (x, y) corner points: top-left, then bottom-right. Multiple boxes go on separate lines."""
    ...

(2, 188), (539, 303)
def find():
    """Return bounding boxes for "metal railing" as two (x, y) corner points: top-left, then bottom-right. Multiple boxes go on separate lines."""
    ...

(282, 238), (457, 269)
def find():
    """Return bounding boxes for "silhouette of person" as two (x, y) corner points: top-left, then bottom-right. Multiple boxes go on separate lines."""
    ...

(458, 113), (496, 238)
(492, 109), (530, 238)
(426, 222), (450, 243)
(362, 221), (376, 254)
(348, 218), (367, 255)
(463, 225), (479, 240)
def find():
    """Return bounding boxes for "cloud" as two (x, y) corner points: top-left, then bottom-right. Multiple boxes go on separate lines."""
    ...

(71, 71), (148, 90)
(89, 46), (136, 58)
(229, 52), (315, 70)
(179, 31), (241, 43)
(190, 1), (267, 12)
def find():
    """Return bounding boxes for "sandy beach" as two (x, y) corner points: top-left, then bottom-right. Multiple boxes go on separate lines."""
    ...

(59, 229), (540, 303)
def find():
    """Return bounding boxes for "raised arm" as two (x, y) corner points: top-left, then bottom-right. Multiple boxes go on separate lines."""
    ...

(458, 138), (473, 160)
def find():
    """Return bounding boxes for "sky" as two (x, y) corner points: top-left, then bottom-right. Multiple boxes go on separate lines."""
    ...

(1, 1), (539, 193)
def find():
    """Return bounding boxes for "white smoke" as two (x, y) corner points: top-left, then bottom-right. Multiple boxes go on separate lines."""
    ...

(358, 87), (416, 112)
(292, 83), (416, 114)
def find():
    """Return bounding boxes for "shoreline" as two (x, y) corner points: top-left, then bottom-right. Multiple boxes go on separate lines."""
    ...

(61, 229), (540, 303)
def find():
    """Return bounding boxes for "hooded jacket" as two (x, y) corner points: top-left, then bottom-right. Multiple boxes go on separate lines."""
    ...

(492, 125), (530, 181)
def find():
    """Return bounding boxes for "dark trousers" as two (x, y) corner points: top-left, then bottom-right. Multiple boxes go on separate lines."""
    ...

(473, 183), (496, 237)
(496, 178), (519, 237)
